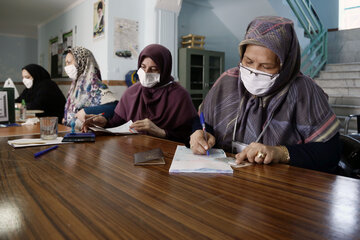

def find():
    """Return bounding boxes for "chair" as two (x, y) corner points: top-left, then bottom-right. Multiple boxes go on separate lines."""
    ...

(338, 135), (360, 179)
(344, 114), (360, 136)
(338, 114), (360, 178)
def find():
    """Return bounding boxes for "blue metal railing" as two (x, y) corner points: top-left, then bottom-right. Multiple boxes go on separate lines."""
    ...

(286, 0), (327, 78)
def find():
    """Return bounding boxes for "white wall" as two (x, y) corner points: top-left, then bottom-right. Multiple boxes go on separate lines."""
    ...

(37, 0), (336, 85)
(38, 0), (160, 82)
(0, 34), (38, 83)
(339, 0), (360, 30)
(38, 0), (107, 79)
(37, 0), (163, 98)
(106, 0), (155, 80)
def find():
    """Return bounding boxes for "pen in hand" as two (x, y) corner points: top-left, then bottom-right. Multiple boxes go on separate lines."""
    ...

(200, 112), (210, 156)
(84, 112), (104, 123)
(34, 145), (58, 158)
(82, 112), (105, 132)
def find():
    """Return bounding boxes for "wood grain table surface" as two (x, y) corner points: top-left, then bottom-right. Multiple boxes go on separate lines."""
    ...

(0, 134), (359, 239)
(0, 123), (70, 137)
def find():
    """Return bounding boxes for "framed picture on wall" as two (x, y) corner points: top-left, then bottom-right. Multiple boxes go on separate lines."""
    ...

(0, 88), (15, 124)
(93, 0), (105, 39)
(114, 18), (139, 58)
(49, 30), (73, 78)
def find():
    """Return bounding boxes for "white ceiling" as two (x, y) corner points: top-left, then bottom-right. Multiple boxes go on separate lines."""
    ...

(0, 0), (85, 38)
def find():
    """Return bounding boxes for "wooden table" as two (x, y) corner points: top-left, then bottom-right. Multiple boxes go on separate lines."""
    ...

(0, 123), (70, 137)
(0, 134), (359, 239)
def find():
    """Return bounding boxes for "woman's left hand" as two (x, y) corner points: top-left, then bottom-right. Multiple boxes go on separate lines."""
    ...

(130, 118), (166, 138)
(235, 142), (289, 165)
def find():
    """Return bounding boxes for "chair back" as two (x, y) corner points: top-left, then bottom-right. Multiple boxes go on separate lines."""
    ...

(338, 135), (360, 179)
(344, 114), (360, 135)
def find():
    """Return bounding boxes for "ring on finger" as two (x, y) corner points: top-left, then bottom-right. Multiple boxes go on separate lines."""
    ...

(256, 151), (265, 159)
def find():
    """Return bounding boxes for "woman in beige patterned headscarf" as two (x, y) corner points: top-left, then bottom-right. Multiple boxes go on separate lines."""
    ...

(63, 46), (117, 126)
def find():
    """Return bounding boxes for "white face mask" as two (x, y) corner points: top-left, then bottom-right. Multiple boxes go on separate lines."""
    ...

(64, 64), (78, 80)
(137, 68), (160, 88)
(240, 64), (279, 96)
(22, 78), (33, 89)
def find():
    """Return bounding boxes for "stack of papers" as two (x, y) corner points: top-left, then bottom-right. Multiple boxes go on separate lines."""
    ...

(169, 145), (233, 173)
(89, 120), (138, 135)
(8, 137), (68, 148)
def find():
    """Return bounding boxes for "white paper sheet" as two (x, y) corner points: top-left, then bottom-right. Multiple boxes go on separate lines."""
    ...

(8, 137), (69, 148)
(89, 120), (138, 135)
(169, 145), (233, 173)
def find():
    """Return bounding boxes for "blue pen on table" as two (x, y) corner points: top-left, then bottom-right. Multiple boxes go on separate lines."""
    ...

(200, 112), (210, 156)
(34, 145), (58, 158)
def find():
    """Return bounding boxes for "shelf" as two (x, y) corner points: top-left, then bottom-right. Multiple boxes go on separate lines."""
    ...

(178, 48), (225, 110)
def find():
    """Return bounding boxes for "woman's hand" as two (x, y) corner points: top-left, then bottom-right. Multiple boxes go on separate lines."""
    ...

(189, 130), (216, 155)
(75, 109), (86, 122)
(235, 142), (289, 165)
(130, 118), (166, 138)
(81, 115), (107, 132)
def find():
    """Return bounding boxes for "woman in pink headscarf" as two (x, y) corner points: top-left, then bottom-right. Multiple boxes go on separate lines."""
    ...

(83, 44), (198, 143)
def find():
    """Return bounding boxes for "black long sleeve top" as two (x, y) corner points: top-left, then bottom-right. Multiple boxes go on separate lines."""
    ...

(16, 80), (66, 122)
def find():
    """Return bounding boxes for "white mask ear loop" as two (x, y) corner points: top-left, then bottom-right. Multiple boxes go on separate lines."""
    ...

(232, 114), (239, 142)
(254, 111), (275, 143)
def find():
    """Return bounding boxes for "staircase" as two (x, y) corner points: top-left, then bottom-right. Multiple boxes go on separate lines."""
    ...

(314, 62), (360, 133)
(286, 0), (327, 78)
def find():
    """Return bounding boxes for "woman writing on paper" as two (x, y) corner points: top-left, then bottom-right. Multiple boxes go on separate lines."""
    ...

(63, 46), (118, 128)
(83, 44), (198, 143)
(16, 64), (66, 122)
(190, 16), (341, 173)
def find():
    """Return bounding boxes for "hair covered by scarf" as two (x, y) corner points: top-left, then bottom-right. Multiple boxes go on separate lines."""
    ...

(22, 64), (51, 85)
(19, 64), (54, 103)
(19, 64), (52, 104)
(17, 64), (66, 121)
(201, 16), (339, 152)
(137, 43), (173, 86)
(63, 46), (116, 125)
